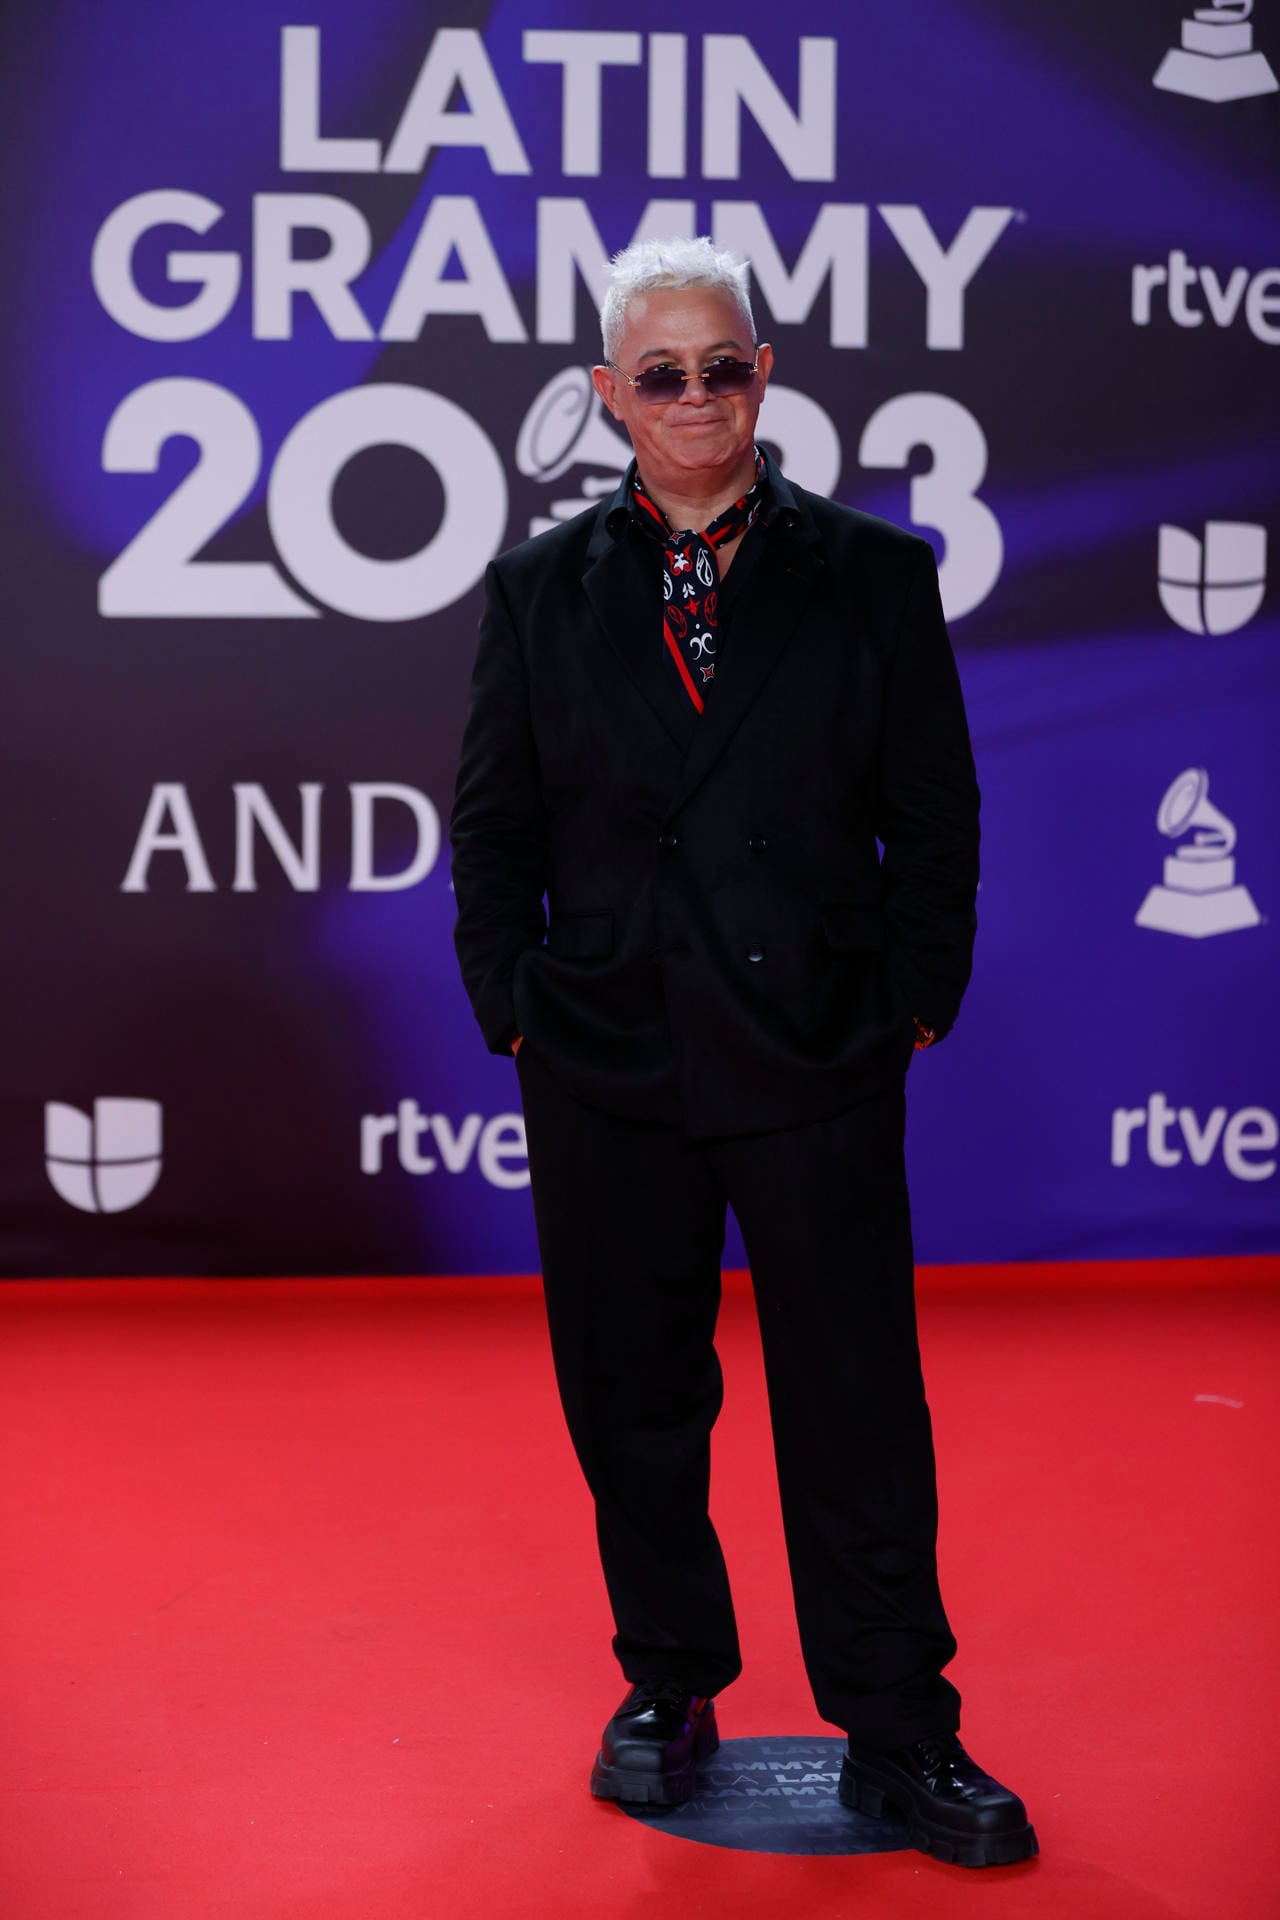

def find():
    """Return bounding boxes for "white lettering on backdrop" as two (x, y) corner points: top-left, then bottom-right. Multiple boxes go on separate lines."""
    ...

(120, 783), (442, 893)
(90, 25), (1019, 625)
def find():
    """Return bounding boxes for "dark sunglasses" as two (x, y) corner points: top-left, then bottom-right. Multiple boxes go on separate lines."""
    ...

(607, 356), (761, 405)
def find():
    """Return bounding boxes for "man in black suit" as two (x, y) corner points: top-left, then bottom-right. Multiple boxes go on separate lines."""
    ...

(450, 237), (1035, 1868)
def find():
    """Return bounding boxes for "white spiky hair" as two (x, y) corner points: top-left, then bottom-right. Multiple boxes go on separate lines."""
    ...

(599, 235), (756, 364)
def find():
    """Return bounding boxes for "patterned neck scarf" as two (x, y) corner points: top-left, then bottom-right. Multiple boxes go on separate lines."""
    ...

(632, 451), (768, 713)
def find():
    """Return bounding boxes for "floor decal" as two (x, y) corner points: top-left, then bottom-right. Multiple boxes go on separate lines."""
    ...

(618, 1736), (913, 1856)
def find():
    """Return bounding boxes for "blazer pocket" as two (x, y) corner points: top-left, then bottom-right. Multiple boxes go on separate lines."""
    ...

(820, 903), (883, 953)
(546, 911), (615, 960)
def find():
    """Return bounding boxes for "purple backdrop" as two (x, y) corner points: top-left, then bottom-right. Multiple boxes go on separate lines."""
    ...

(2, 0), (1277, 1275)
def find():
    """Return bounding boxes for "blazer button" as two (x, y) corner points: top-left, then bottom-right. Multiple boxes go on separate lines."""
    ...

(657, 832), (679, 849)
(746, 946), (765, 963)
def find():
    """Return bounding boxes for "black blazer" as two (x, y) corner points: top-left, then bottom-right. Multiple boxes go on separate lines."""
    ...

(450, 463), (980, 1139)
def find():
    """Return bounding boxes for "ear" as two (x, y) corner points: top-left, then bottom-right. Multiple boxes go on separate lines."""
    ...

(755, 342), (774, 394)
(592, 363), (623, 421)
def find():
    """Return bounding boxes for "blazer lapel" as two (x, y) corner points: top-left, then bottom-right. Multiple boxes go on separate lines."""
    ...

(583, 515), (698, 755)
(666, 513), (825, 816)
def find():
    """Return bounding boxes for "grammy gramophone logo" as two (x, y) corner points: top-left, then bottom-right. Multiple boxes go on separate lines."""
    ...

(1135, 768), (1261, 939)
(1153, 0), (1278, 102)
(515, 367), (632, 539)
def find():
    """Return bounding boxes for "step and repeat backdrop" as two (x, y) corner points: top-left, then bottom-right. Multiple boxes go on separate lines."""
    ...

(2, 0), (1276, 1276)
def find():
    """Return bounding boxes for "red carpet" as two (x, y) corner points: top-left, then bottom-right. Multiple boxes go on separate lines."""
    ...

(2, 1262), (1277, 1918)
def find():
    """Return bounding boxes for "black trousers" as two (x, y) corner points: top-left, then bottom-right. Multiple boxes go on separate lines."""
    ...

(516, 1043), (961, 1750)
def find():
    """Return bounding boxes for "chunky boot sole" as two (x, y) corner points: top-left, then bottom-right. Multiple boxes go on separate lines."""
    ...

(589, 1712), (720, 1807)
(838, 1756), (1039, 1868)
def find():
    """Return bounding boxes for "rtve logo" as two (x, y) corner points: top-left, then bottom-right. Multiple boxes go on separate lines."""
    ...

(360, 1101), (529, 1189)
(1157, 522), (1267, 635)
(45, 1098), (163, 1212)
(1111, 1094), (1277, 1181)
(1131, 251), (1280, 342)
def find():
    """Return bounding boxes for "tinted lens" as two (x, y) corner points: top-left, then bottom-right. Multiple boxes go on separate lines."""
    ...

(632, 367), (687, 403)
(702, 359), (757, 397)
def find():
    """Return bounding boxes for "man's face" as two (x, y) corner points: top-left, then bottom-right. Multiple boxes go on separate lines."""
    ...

(592, 284), (773, 494)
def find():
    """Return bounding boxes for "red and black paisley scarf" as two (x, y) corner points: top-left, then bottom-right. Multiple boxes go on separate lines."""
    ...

(632, 451), (767, 713)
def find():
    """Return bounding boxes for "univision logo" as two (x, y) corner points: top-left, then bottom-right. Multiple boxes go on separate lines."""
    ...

(1157, 521), (1266, 634)
(45, 1098), (163, 1213)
